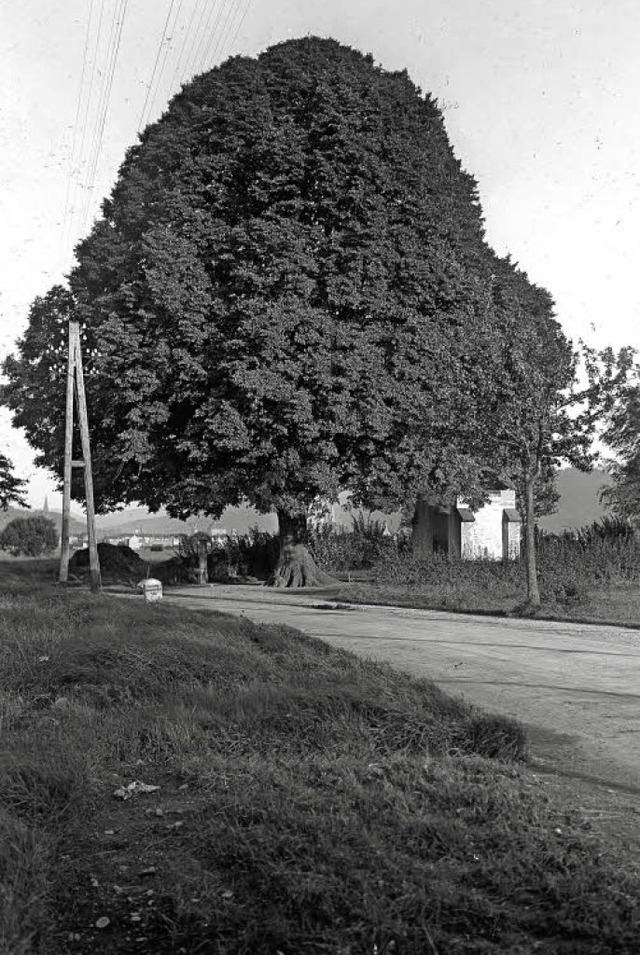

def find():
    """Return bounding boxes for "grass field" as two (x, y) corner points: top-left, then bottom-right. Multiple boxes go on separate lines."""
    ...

(1, 560), (639, 953)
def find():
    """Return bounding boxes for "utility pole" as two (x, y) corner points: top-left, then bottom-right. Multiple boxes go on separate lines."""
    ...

(59, 322), (101, 593)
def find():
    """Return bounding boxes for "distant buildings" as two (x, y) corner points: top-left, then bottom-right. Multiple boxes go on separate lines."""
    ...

(70, 528), (230, 552)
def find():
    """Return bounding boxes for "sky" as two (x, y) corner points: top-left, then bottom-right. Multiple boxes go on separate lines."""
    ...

(1, 0), (639, 508)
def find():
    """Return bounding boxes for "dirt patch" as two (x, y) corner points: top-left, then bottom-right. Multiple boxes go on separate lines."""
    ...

(70, 544), (148, 583)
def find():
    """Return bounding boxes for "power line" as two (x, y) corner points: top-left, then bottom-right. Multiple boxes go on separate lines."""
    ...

(181, 0), (214, 84)
(79, 0), (122, 228)
(225, 0), (252, 57)
(59, 0), (95, 272)
(60, 0), (255, 271)
(81, 0), (129, 236)
(144, 0), (186, 128)
(195, 0), (227, 76)
(188, 0), (225, 78)
(166, 0), (207, 95)
(214, 0), (247, 66)
(199, 0), (249, 77)
(137, 0), (178, 133)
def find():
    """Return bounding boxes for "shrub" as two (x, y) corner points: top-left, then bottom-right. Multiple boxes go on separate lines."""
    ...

(0, 517), (58, 558)
(206, 531), (280, 581)
(537, 519), (640, 585)
(309, 514), (402, 572)
(368, 517), (640, 610)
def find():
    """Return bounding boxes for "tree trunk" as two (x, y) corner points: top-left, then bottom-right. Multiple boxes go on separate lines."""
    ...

(269, 510), (337, 588)
(411, 498), (434, 558)
(523, 471), (541, 610)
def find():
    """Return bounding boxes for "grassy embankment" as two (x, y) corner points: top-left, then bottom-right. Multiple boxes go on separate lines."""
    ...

(1, 560), (639, 954)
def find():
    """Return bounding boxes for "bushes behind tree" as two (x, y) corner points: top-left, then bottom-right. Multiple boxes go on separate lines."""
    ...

(370, 518), (640, 607)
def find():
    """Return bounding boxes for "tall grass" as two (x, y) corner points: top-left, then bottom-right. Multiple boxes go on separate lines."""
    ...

(1, 576), (639, 952)
(362, 518), (640, 613)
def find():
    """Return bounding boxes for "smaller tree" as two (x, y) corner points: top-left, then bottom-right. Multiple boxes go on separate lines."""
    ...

(484, 262), (633, 609)
(599, 368), (640, 527)
(0, 516), (59, 557)
(0, 452), (27, 510)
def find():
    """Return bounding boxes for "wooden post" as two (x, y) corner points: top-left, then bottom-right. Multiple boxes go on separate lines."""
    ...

(58, 325), (75, 583)
(197, 539), (208, 585)
(58, 322), (101, 593)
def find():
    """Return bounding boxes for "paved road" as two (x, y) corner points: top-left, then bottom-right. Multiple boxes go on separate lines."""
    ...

(164, 583), (640, 797)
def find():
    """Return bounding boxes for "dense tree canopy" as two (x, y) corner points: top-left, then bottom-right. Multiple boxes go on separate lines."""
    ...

(478, 259), (633, 606)
(600, 369), (640, 526)
(4, 38), (502, 535)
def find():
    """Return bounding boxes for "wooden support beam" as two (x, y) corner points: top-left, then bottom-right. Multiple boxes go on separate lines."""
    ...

(72, 325), (101, 594)
(58, 324), (75, 584)
(58, 321), (101, 593)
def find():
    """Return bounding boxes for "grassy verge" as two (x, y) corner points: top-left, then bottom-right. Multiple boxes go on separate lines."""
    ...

(329, 542), (640, 627)
(1, 569), (639, 953)
(335, 578), (640, 627)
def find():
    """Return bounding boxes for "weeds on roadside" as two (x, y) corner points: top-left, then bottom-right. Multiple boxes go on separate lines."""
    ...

(363, 518), (640, 614)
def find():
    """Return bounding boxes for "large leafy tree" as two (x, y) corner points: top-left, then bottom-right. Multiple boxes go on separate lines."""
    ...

(3, 38), (510, 584)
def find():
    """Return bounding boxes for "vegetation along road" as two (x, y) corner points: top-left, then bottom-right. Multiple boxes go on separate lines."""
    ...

(165, 584), (640, 817)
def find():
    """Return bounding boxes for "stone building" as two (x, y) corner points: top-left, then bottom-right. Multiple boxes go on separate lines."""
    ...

(416, 487), (521, 560)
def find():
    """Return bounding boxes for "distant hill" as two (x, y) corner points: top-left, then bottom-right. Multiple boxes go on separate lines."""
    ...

(94, 508), (153, 530)
(93, 505), (279, 539)
(538, 468), (613, 533)
(22, 469), (610, 543)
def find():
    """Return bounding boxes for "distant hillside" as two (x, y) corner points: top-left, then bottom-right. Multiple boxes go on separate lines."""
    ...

(94, 508), (153, 530)
(538, 468), (613, 533)
(93, 505), (279, 539)
(39, 469), (611, 542)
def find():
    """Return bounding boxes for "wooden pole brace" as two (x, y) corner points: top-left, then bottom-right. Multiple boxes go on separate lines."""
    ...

(58, 321), (102, 593)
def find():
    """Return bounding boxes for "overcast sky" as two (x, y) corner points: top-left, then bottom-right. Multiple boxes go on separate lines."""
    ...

(2, 0), (639, 507)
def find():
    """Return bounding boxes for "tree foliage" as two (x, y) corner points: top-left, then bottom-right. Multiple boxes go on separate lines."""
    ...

(0, 516), (58, 557)
(480, 262), (634, 605)
(0, 452), (27, 511)
(3, 38), (500, 532)
(600, 366), (640, 526)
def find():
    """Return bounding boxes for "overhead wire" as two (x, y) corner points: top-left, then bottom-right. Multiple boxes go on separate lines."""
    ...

(137, 0), (178, 133)
(186, 0), (225, 81)
(72, 0), (109, 240)
(225, 0), (252, 57)
(141, 0), (185, 129)
(81, 0), (130, 236)
(59, 0), (96, 273)
(200, 0), (248, 77)
(216, 0), (248, 65)
(60, 0), (255, 270)
(79, 0), (122, 219)
(180, 0), (215, 83)
(196, 0), (228, 76)
(166, 0), (206, 98)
